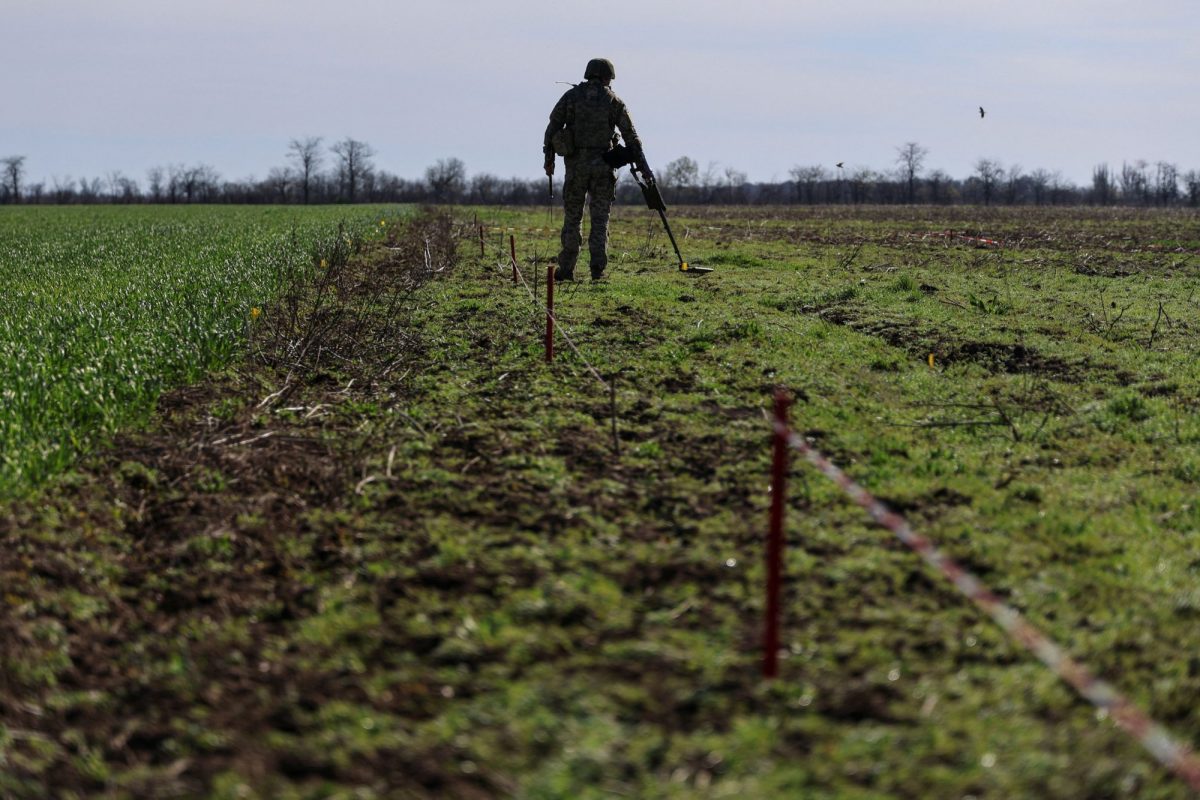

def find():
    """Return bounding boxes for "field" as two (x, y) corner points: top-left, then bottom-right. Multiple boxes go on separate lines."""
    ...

(3, 203), (1200, 798)
(0, 205), (398, 494)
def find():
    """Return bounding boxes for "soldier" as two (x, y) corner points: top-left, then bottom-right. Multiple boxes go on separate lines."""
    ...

(544, 58), (652, 282)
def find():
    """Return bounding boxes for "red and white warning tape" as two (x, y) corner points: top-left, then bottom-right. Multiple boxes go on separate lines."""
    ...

(778, 421), (1200, 791)
(484, 226), (557, 235)
(921, 230), (1003, 248)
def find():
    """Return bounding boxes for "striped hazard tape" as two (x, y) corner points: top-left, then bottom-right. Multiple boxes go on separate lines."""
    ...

(778, 421), (1200, 791)
(483, 226), (557, 234)
(920, 230), (1003, 248)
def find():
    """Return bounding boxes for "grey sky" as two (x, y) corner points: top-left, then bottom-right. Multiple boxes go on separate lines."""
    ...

(3, 0), (1197, 188)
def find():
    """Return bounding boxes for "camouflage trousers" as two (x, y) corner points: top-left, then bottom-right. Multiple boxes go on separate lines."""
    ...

(557, 155), (618, 277)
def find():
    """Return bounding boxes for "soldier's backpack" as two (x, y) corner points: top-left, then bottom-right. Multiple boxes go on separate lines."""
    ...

(551, 83), (616, 157)
(572, 83), (617, 150)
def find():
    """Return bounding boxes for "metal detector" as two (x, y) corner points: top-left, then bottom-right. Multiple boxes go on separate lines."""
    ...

(628, 164), (712, 276)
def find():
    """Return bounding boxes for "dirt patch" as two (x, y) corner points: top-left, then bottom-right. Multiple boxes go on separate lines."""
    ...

(818, 308), (1088, 382)
(943, 340), (1071, 376)
(1073, 255), (1144, 278)
(878, 487), (972, 519)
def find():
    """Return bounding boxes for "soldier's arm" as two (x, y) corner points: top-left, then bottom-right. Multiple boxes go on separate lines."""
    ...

(614, 102), (651, 177)
(544, 94), (571, 159)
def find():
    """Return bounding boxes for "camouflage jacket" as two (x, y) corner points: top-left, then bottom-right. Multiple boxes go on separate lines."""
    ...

(544, 79), (644, 160)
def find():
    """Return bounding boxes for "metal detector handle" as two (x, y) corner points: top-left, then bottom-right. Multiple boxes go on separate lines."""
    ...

(631, 166), (668, 213)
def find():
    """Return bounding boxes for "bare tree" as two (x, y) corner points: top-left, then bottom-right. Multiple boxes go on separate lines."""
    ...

(895, 142), (928, 203)
(662, 156), (699, 202)
(723, 166), (747, 203)
(1090, 164), (1112, 205)
(469, 173), (502, 204)
(146, 167), (164, 202)
(2, 156), (26, 202)
(1028, 169), (1052, 206)
(700, 161), (721, 201)
(106, 171), (132, 203)
(265, 167), (292, 203)
(926, 169), (950, 204)
(182, 166), (200, 202)
(166, 163), (188, 203)
(425, 157), (466, 203)
(359, 168), (379, 201)
(45, 176), (71, 205)
(330, 138), (375, 202)
(50, 175), (75, 204)
(1120, 160), (1149, 205)
(788, 165), (827, 204)
(288, 137), (323, 204)
(191, 164), (221, 202)
(1004, 164), (1023, 204)
(78, 177), (103, 202)
(1047, 170), (1066, 205)
(848, 166), (875, 204)
(115, 175), (139, 203)
(1154, 161), (1179, 206)
(1184, 170), (1200, 207)
(973, 158), (1003, 205)
(159, 164), (219, 203)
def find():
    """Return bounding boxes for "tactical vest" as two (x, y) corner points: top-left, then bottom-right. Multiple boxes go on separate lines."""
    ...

(569, 83), (617, 150)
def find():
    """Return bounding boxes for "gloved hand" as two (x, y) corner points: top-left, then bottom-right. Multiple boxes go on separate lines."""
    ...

(544, 156), (555, 177)
(639, 163), (655, 182)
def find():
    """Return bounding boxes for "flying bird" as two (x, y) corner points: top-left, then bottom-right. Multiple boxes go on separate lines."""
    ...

(836, 162), (844, 168)
(979, 106), (986, 119)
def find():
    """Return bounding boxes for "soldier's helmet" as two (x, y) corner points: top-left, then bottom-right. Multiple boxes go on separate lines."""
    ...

(584, 58), (616, 81)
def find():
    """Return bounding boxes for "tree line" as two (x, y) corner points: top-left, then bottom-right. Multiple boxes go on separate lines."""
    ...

(645, 146), (1200, 207)
(3, 140), (1199, 207)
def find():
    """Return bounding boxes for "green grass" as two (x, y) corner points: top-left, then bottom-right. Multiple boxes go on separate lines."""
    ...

(0, 205), (404, 494)
(4, 204), (1200, 797)
(419, 203), (1200, 796)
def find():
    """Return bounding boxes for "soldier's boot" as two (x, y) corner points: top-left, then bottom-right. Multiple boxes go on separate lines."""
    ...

(589, 251), (607, 282)
(554, 249), (579, 281)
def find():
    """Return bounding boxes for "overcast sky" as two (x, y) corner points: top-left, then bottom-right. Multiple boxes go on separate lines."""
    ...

(3, 0), (1197, 188)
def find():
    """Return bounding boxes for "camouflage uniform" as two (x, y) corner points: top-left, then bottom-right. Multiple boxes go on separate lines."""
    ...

(544, 61), (646, 280)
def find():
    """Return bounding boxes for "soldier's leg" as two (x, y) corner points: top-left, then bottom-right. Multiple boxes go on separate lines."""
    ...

(557, 166), (587, 279)
(586, 165), (619, 278)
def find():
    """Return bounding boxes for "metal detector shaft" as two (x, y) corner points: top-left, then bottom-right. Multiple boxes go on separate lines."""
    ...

(630, 163), (712, 274)
(655, 208), (686, 265)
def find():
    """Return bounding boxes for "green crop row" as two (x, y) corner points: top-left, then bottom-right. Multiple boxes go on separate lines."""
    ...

(0, 205), (405, 495)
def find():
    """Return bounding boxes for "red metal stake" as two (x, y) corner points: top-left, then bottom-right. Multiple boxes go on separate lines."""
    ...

(545, 264), (555, 362)
(510, 234), (518, 284)
(479, 224), (485, 257)
(764, 387), (791, 679)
